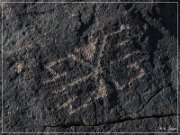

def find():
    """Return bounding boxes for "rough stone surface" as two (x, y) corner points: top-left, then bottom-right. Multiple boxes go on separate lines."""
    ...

(1, 0), (179, 133)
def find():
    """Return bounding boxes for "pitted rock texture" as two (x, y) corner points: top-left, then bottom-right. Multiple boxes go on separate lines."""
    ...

(1, 1), (178, 133)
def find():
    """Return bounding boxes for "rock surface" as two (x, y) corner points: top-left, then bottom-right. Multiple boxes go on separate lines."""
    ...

(1, 0), (179, 133)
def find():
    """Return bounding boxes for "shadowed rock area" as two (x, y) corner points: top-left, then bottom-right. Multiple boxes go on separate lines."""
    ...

(1, 0), (179, 133)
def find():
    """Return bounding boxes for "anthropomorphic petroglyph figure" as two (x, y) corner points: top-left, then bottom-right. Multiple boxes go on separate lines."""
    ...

(43, 25), (145, 115)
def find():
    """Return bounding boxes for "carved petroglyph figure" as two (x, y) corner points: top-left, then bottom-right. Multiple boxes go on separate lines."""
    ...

(43, 25), (145, 115)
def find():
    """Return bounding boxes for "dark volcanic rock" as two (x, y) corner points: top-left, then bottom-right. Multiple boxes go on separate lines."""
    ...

(1, 0), (179, 133)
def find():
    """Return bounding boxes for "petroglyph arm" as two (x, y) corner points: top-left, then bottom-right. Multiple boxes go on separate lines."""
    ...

(52, 73), (93, 94)
(42, 58), (68, 84)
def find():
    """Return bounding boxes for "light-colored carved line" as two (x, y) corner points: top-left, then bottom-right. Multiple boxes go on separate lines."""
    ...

(68, 77), (108, 114)
(109, 63), (125, 91)
(55, 71), (108, 115)
(69, 96), (92, 115)
(97, 29), (123, 67)
(111, 78), (126, 91)
(128, 69), (145, 86)
(95, 79), (107, 100)
(117, 39), (130, 47)
(122, 53), (132, 60)
(69, 79), (109, 115)
(43, 72), (67, 84)
(42, 58), (67, 84)
(122, 51), (140, 60)
(110, 51), (140, 65)
(137, 69), (145, 79)
(57, 96), (78, 110)
(25, 44), (34, 51)
(69, 90), (98, 115)
(52, 73), (93, 94)
(68, 53), (94, 69)
(127, 62), (140, 70)
(127, 63), (145, 86)
(107, 29), (122, 37)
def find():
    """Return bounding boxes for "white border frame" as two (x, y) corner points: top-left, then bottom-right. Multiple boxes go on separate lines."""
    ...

(1, 1), (179, 134)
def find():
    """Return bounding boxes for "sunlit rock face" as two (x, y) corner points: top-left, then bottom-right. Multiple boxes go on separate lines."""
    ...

(1, 1), (178, 133)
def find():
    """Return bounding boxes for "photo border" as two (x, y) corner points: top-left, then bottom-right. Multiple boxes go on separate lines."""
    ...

(1, 1), (179, 134)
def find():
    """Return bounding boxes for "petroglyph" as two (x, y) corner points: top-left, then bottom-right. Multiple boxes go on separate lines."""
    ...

(57, 96), (78, 110)
(118, 39), (130, 47)
(127, 62), (145, 87)
(15, 63), (23, 74)
(3, 2), (177, 132)
(95, 79), (107, 100)
(42, 58), (68, 84)
(111, 77), (126, 91)
(43, 25), (145, 115)
(127, 62), (140, 70)
(74, 39), (98, 62)
(52, 73), (93, 94)
(67, 53), (94, 69)
(25, 44), (34, 51)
